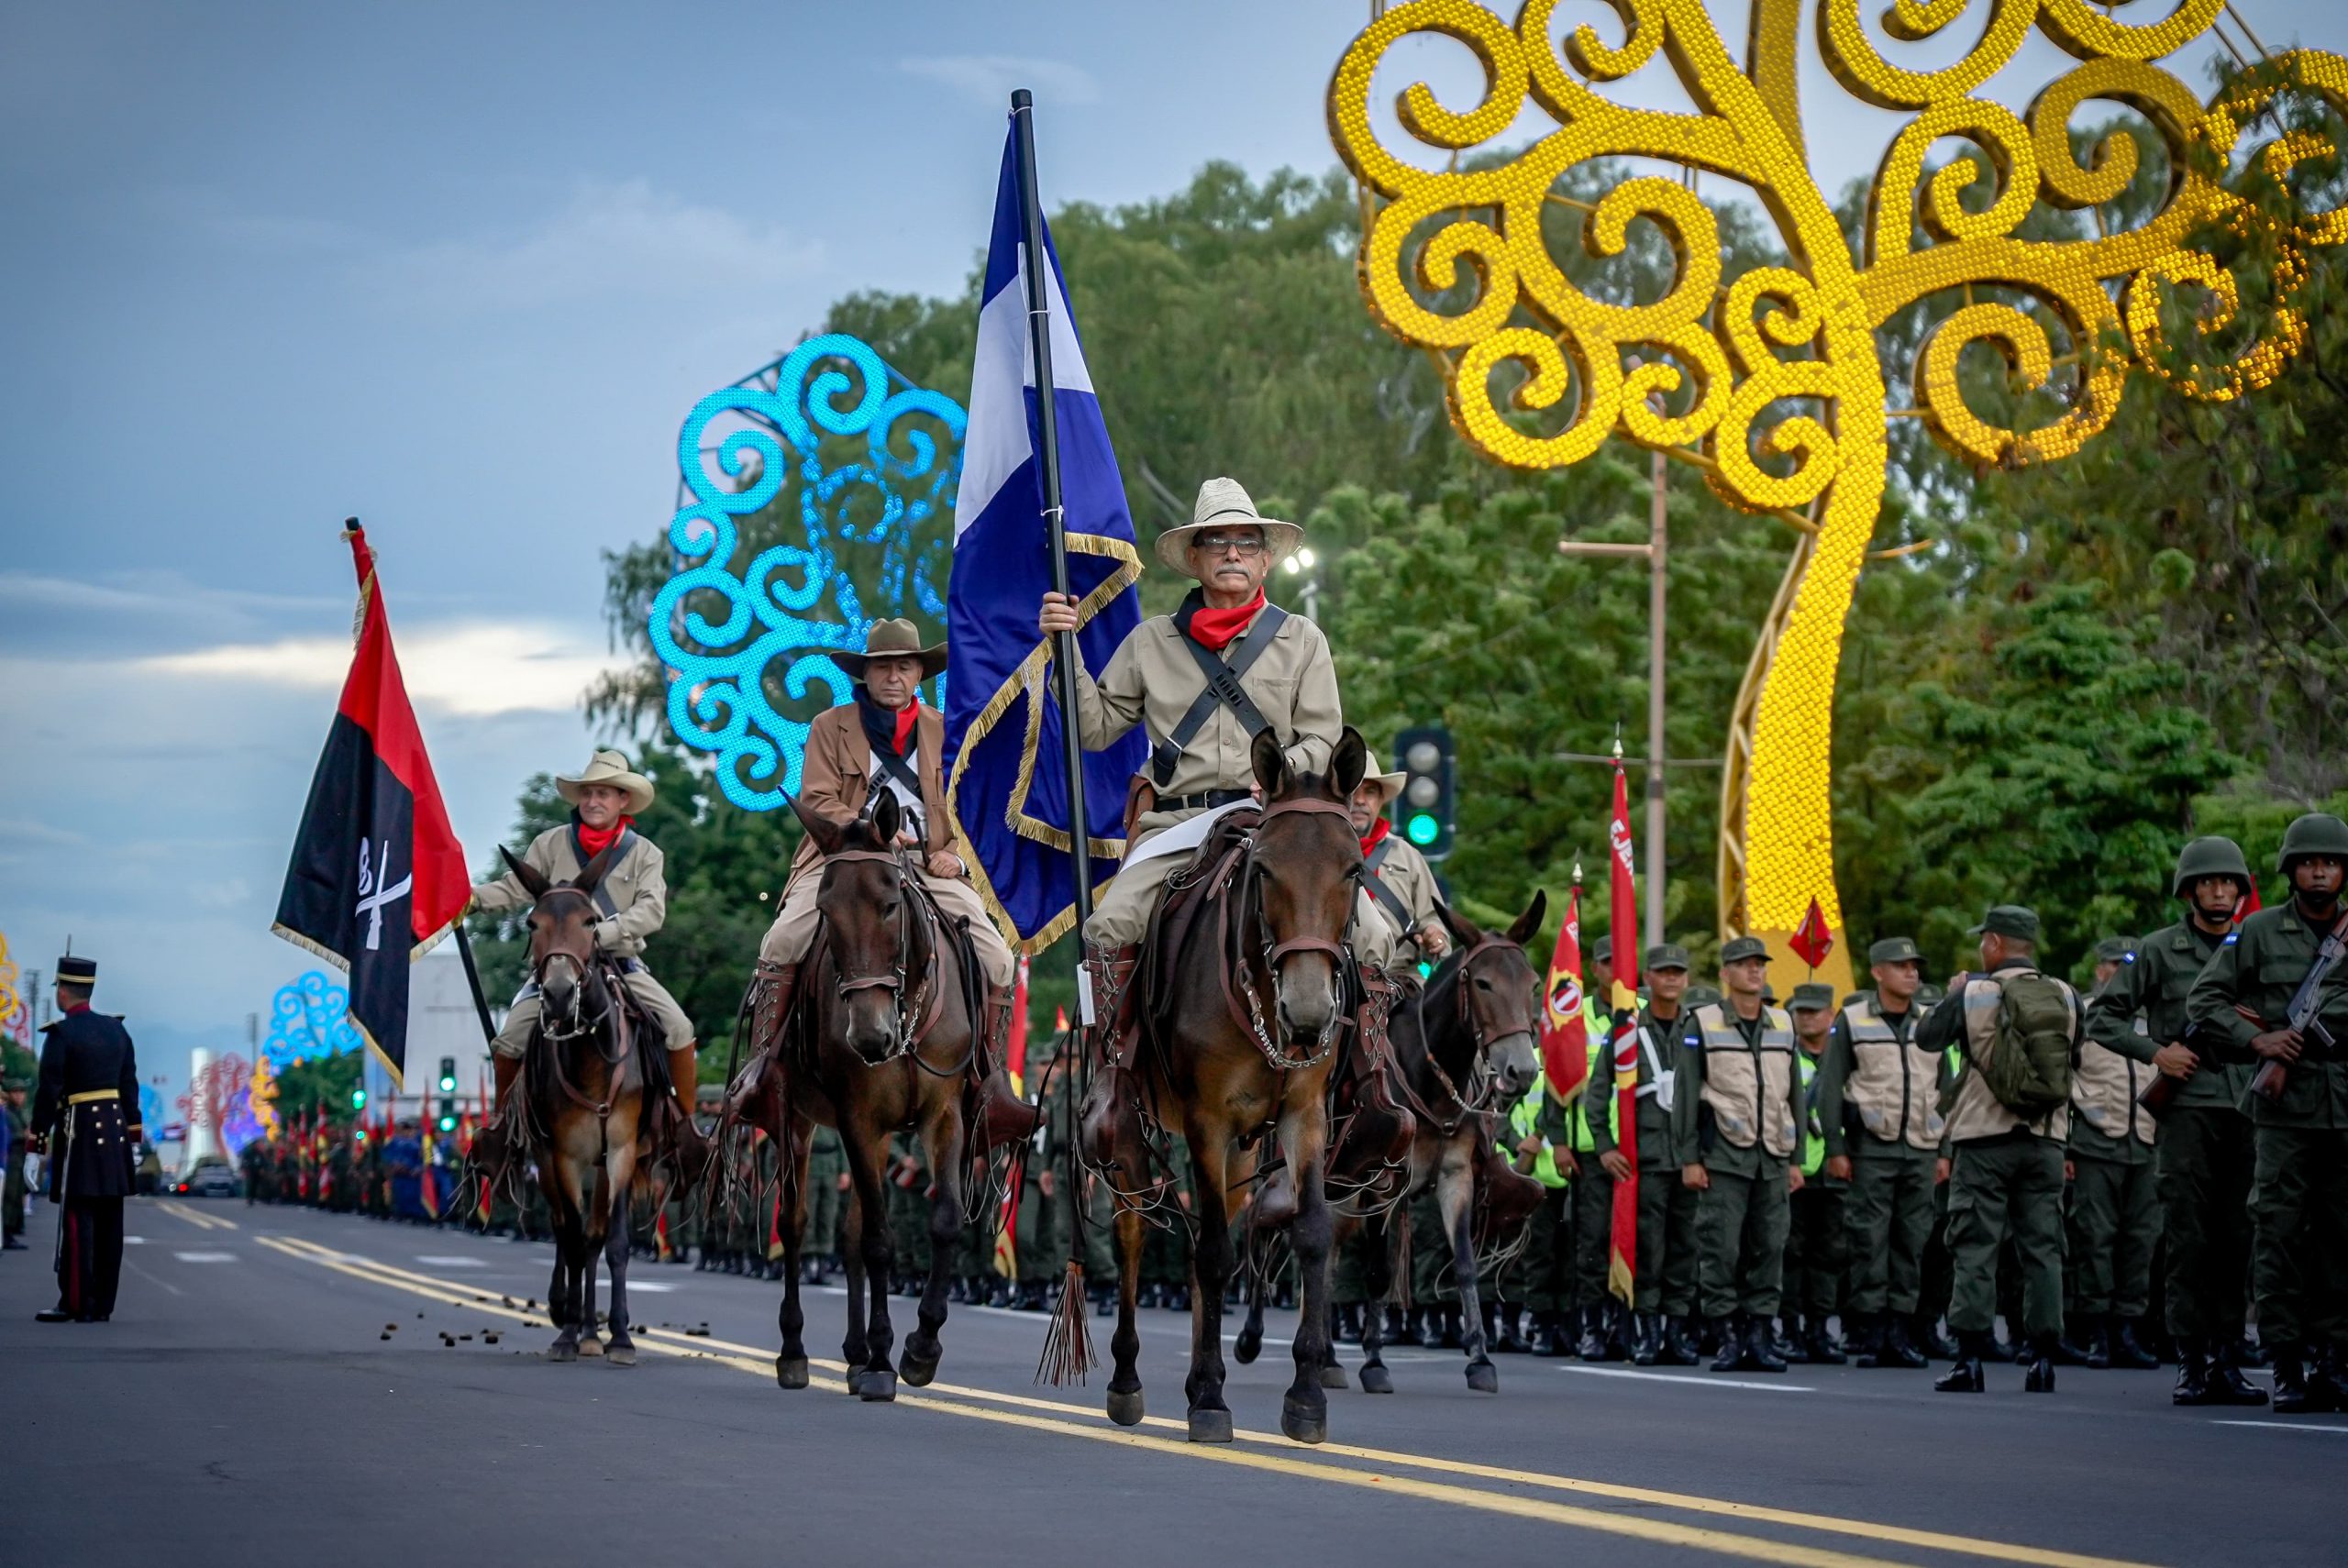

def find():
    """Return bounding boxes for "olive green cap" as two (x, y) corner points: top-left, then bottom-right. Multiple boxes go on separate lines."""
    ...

(2094, 936), (2134, 963)
(1591, 936), (1611, 965)
(1720, 934), (1770, 965)
(0, 1071), (29, 1093)
(1789, 982), (1836, 1012)
(2276, 812), (2348, 872)
(1867, 936), (1922, 965)
(1644, 943), (1691, 973)
(1915, 982), (1946, 1008)
(1684, 984), (1723, 1010)
(1966, 905), (2041, 940)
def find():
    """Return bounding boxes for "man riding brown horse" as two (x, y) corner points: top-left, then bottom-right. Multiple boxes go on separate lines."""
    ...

(742, 619), (1031, 1143)
(473, 750), (703, 1169)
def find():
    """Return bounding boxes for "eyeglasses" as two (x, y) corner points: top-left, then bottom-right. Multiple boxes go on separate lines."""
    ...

(1192, 533), (1265, 558)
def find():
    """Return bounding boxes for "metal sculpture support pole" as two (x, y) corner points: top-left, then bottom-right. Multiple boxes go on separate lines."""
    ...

(1010, 87), (1097, 1017)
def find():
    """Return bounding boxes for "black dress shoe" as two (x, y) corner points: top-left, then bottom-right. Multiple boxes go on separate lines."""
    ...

(2023, 1354), (2056, 1392)
(1, 1235), (28, 1250)
(35, 1308), (77, 1323)
(1934, 1355), (1986, 1392)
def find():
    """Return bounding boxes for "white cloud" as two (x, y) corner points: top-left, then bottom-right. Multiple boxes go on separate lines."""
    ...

(898, 54), (1099, 109)
(359, 178), (825, 313)
(136, 621), (619, 717)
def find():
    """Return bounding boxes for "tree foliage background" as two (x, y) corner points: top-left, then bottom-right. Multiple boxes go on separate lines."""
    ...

(475, 68), (2348, 1022)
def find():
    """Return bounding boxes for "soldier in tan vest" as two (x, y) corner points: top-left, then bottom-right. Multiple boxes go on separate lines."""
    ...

(1920, 905), (2081, 1394)
(744, 622), (1027, 1133)
(2068, 934), (2161, 1370)
(472, 751), (702, 1148)
(1037, 477), (1343, 1052)
(1670, 934), (1807, 1373)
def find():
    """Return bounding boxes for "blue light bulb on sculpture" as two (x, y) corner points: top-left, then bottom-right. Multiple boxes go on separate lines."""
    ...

(651, 334), (965, 810)
(265, 969), (361, 1069)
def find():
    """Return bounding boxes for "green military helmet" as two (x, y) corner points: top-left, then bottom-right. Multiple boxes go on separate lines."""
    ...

(2276, 812), (2348, 873)
(2172, 834), (2252, 896)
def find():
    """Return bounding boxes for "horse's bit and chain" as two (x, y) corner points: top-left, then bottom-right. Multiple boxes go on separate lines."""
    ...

(1214, 796), (1359, 1074)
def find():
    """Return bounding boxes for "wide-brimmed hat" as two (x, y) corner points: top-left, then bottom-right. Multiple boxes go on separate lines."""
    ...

(1155, 477), (1306, 580)
(1355, 747), (1407, 809)
(556, 749), (656, 814)
(831, 618), (947, 681)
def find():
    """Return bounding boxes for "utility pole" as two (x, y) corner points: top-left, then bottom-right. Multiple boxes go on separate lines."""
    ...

(1558, 445), (1668, 949)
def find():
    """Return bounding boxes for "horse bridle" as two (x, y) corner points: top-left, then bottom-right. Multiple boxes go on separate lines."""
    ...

(1233, 795), (1359, 1071)
(1408, 933), (1534, 1132)
(814, 847), (942, 1067)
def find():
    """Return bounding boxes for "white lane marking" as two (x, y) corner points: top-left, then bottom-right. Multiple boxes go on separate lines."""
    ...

(1556, 1364), (1814, 1393)
(622, 1281), (677, 1293)
(174, 1251), (238, 1263)
(2213, 1419), (2348, 1434)
(124, 1236), (147, 1244)
(415, 1255), (486, 1267)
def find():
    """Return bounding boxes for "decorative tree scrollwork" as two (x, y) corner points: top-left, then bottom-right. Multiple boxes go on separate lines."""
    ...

(1330, 0), (2346, 973)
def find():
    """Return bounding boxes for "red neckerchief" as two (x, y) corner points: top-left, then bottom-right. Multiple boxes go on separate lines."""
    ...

(892, 701), (917, 756)
(575, 812), (635, 859)
(1184, 589), (1266, 653)
(1358, 815), (1392, 857)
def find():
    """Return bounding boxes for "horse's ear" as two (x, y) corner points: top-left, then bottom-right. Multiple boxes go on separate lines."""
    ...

(1250, 727), (1293, 801)
(1505, 888), (1547, 948)
(500, 845), (550, 901)
(785, 792), (845, 858)
(869, 787), (903, 847)
(1327, 725), (1368, 800)
(1436, 901), (1478, 951)
(572, 841), (621, 896)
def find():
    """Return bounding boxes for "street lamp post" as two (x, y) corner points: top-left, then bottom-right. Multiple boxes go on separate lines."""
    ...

(1279, 547), (1320, 621)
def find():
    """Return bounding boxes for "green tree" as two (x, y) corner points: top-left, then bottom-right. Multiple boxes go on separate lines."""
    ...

(271, 1050), (365, 1126)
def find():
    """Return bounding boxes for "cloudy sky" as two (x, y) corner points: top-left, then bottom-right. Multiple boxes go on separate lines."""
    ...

(0, 0), (2326, 1103)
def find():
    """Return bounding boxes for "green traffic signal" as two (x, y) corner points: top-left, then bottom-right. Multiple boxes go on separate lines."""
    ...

(1405, 812), (1440, 846)
(350, 1088), (368, 1110)
(437, 1114), (457, 1133)
(437, 1075), (456, 1093)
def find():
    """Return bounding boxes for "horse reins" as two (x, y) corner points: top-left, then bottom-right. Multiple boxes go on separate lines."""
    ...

(1401, 934), (1526, 1135)
(814, 847), (967, 1082)
(1229, 795), (1358, 1073)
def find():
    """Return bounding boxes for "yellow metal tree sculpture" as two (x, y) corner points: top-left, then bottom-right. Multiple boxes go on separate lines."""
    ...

(1330, 0), (2346, 982)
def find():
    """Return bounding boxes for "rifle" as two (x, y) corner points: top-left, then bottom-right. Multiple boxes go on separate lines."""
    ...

(2249, 911), (2348, 1102)
(2139, 1010), (2255, 1114)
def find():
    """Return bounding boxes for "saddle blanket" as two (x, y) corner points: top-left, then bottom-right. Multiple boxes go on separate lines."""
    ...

(1121, 799), (1254, 872)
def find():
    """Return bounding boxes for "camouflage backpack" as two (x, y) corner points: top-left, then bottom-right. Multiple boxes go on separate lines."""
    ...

(1979, 970), (2077, 1120)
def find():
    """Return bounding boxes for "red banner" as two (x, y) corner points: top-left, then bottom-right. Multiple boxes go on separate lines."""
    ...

(1538, 886), (1589, 1107)
(1606, 756), (1641, 1304)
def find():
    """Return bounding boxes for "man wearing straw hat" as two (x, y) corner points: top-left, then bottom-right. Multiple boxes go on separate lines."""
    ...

(1348, 747), (1450, 974)
(1037, 476), (1343, 1064)
(744, 619), (1030, 1140)
(472, 750), (703, 1158)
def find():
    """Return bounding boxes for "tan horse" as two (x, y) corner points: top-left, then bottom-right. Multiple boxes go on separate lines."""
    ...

(1088, 725), (1370, 1445)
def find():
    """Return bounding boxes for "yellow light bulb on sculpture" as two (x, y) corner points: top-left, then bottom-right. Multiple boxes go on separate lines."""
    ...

(1327, 0), (2345, 988)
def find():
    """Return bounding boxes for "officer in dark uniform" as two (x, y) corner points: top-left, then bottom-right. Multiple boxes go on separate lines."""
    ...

(31, 954), (141, 1323)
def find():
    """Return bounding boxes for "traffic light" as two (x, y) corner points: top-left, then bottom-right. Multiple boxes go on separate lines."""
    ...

(1393, 724), (1456, 860)
(437, 1056), (457, 1095)
(437, 1094), (458, 1134)
(349, 1086), (368, 1111)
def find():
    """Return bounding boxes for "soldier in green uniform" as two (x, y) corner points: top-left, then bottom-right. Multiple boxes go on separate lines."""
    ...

(2090, 837), (2265, 1404)
(1501, 1069), (1575, 1354)
(2187, 812), (2348, 1413)
(1672, 935), (1805, 1373)
(1588, 943), (1700, 1364)
(1404, 1186), (1460, 1344)
(2068, 934), (2161, 1371)
(1782, 982), (1848, 1364)
(885, 1132), (931, 1296)
(1922, 906), (2081, 1394)
(1816, 936), (1948, 1368)
(801, 1124), (847, 1283)
(672, 1087), (722, 1265)
(1141, 1138), (1194, 1311)
(3, 1068), (30, 1248)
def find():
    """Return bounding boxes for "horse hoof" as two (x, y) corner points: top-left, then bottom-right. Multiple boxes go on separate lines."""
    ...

(1466, 1361), (1499, 1395)
(1188, 1407), (1234, 1444)
(843, 1369), (867, 1397)
(547, 1340), (578, 1364)
(858, 1369), (898, 1403)
(775, 1355), (811, 1390)
(1358, 1364), (1395, 1395)
(605, 1342), (637, 1367)
(1233, 1327), (1262, 1365)
(1280, 1395), (1328, 1446)
(899, 1343), (942, 1387)
(577, 1337), (603, 1359)
(1106, 1387), (1146, 1428)
(1319, 1364), (1349, 1390)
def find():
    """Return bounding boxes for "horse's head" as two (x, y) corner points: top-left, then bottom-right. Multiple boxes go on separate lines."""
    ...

(1249, 723), (1368, 1045)
(1434, 890), (1547, 1102)
(500, 842), (623, 1035)
(790, 788), (913, 1065)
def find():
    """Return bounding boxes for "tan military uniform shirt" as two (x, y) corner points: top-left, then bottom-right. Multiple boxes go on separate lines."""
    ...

(1359, 830), (1441, 970)
(790, 701), (955, 882)
(472, 825), (668, 958)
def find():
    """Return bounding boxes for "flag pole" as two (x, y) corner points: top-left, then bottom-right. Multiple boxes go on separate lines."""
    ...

(1009, 87), (1097, 994)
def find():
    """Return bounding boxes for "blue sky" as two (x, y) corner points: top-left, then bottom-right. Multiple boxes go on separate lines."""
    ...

(0, 1), (2329, 1101)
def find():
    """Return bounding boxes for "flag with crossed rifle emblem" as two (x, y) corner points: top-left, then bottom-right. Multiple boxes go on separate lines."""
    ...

(272, 524), (470, 1085)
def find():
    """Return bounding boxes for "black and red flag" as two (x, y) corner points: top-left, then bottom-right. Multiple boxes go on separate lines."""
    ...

(272, 524), (471, 1086)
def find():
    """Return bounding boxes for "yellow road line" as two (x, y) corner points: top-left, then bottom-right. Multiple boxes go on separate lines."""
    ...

(154, 1199), (236, 1231)
(260, 1236), (2167, 1568)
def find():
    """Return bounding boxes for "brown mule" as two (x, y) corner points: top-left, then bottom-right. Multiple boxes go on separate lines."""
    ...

(729, 788), (984, 1401)
(1086, 724), (1371, 1445)
(495, 841), (660, 1368)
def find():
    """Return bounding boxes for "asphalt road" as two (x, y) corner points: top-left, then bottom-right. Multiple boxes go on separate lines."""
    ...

(6, 1197), (2343, 1568)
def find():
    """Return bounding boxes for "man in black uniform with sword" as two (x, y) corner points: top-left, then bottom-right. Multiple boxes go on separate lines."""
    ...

(30, 952), (141, 1323)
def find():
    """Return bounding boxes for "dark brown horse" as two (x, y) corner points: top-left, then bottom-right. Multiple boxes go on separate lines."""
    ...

(1090, 725), (1369, 1445)
(497, 842), (658, 1366)
(731, 788), (985, 1401)
(1235, 896), (1545, 1395)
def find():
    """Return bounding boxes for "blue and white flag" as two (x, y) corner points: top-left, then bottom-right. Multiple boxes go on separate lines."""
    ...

(945, 122), (1146, 952)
